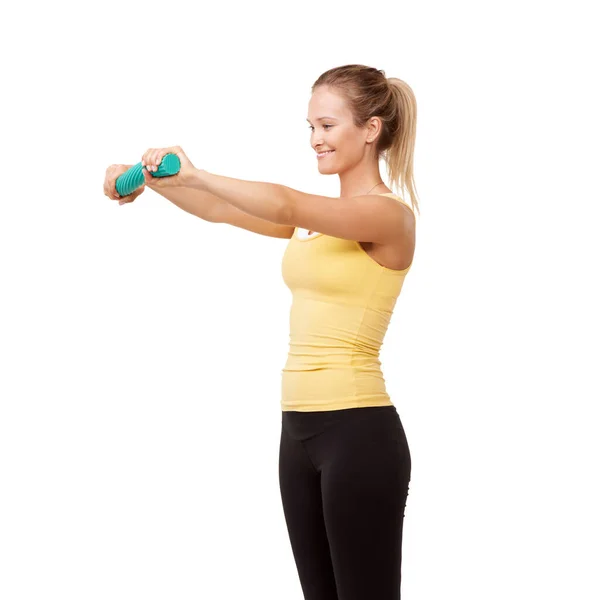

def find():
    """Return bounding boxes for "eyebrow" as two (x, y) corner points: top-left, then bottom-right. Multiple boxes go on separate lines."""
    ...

(306, 116), (338, 123)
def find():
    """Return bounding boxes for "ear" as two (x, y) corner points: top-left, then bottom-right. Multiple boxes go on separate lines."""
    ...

(366, 116), (383, 144)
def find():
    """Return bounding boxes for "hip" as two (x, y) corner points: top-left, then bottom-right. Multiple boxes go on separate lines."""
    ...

(281, 404), (411, 478)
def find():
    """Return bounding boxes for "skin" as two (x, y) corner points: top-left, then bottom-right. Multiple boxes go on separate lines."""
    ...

(307, 85), (392, 201)
(303, 85), (414, 268)
(102, 85), (415, 270)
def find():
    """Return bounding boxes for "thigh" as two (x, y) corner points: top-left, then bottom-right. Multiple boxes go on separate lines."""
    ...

(278, 423), (339, 600)
(319, 409), (411, 600)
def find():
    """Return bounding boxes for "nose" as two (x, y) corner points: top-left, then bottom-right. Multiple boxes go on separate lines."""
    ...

(311, 131), (324, 151)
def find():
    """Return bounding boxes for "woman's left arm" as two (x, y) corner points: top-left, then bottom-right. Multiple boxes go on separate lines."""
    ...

(189, 169), (290, 225)
(142, 146), (407, 244)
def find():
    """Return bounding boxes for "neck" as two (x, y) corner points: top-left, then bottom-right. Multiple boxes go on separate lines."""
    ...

(338, 157), (388, 198)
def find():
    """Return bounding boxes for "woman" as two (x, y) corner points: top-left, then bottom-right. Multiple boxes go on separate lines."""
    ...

(103, 64), (419, 600)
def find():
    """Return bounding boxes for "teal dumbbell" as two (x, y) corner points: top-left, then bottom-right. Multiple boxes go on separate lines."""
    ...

(115, 153), (181, 197)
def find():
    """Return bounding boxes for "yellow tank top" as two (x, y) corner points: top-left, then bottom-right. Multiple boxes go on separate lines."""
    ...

(280, 193), (414, 412)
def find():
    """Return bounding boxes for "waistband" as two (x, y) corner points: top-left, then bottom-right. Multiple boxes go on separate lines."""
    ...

(281, 405), (399, 442)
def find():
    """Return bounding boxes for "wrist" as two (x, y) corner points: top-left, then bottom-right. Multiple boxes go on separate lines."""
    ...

(188, 168), (209, 191)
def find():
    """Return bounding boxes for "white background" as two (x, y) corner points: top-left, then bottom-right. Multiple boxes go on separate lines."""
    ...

(1, 0), (598, 598)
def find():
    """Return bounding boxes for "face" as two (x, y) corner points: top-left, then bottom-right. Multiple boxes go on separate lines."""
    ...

(307, 86), (380, 174)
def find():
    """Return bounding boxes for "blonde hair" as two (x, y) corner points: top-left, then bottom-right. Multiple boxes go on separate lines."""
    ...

(312, 65), (421, 216)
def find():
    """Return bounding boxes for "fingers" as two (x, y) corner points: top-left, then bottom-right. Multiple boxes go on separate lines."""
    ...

(142, 167), (154, 185)
(117, 189), (140, 205)
(104, 163), (139, 204)
(118, 182), (146, 204)
(141, 149), (151, 170)
(102, 164), (129, 200)
(110, 177), (121, 200)
(154, 149), (164, 170)
(103, 176), (121, 201)
(141, 147), (183, 172)
(141, 148), (162, 173)
(107, 146), (182, 205)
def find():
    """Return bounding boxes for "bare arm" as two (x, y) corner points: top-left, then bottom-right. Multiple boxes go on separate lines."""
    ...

(150, 185), (221, 221)
(187, 168), (409, 244)
(146, 179), (293, 238)
(115, 160), (293, 238)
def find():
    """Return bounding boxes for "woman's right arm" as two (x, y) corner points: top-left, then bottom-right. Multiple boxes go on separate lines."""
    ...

(155, 186), (294, 239)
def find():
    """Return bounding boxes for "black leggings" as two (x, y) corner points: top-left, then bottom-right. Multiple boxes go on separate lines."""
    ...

(279, 405), (411, 600)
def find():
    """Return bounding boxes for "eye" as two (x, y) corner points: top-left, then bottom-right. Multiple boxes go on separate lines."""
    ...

(308, 124), (332, 131)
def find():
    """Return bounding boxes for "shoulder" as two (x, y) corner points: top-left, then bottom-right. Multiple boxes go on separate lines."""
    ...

(283, 188), (412, 245)
(375, 193), (416, 237)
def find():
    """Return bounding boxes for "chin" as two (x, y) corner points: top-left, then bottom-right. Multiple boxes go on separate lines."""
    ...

(317, 161), (339, 175)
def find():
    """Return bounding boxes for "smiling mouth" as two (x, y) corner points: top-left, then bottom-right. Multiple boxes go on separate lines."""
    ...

(317, 150), (335, 158)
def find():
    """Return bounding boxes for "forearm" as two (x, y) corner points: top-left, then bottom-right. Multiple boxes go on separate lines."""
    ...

(188, 169), (289, 224)
(120, 164), (222, 221)
(149, 186), (224, 222)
